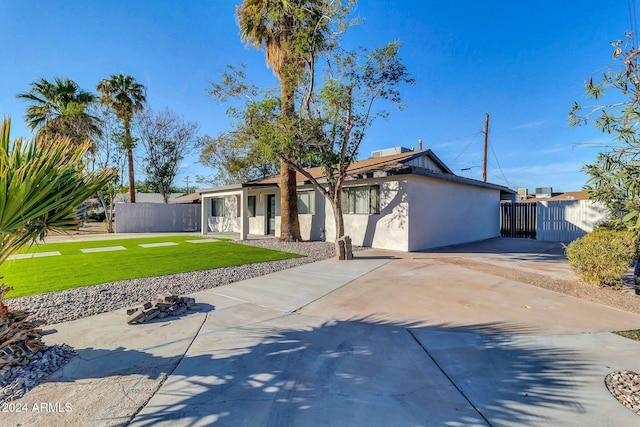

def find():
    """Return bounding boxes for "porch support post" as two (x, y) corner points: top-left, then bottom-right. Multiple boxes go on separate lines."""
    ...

(201, 195), (208, 236)
(240, 188), (249, 240)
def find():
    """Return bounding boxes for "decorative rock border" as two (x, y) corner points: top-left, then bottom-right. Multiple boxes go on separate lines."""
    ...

(605, 370), (640, 415)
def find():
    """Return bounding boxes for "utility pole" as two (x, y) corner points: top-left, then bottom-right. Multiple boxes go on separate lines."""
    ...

(483, 113), (489, 182)
(184, 176), (190, 194)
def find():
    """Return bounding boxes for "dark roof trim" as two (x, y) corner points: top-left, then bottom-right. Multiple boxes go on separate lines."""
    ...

(242, 182), (279, 189)
(410, 167), (516, 193)
(198, 182), (280, 194)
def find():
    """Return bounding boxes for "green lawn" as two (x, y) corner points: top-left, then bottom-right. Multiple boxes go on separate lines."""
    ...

(0, 236), (302, 298)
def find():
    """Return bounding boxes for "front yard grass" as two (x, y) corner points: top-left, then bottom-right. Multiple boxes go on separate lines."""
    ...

(0, 236), (302, 298)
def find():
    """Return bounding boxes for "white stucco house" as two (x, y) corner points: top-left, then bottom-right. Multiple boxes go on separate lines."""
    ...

(199, 148), (515, 252)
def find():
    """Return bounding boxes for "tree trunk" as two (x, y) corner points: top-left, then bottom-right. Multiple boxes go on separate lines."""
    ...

(280, 158), (302, 241)
(333, 190), (345, 240)
(97, 191), (114, 233)
(278, 73), (301, 242)
(125, 126), (136, 203)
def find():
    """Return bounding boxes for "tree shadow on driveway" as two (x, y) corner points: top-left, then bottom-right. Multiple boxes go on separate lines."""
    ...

(124, 316), (612, 427)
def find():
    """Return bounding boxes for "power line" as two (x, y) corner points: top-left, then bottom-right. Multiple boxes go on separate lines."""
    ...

(488, 141), (518, 189)
(448, 131), (483, 165)
(432, 131), (483, 147)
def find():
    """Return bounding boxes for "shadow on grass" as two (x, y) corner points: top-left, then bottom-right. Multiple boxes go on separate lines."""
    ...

(47, 316), (600, 426)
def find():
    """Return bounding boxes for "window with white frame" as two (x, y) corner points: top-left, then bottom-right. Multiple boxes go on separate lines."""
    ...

(211, 197), (225, 217)
(344, 185), (380, 214)
(297, 190), (314, 214)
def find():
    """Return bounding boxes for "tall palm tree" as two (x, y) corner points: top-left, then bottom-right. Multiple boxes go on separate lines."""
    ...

(16, 77), (101, 147)
(96, 73), (146, 203)
(237, 0), (326, 242)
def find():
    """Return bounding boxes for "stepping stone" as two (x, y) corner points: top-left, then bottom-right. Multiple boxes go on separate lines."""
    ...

(185, 239), (218, 244)
(138, 242), (179, 248)
(10, 251), (61, 260)
(80, 246), (127, 253)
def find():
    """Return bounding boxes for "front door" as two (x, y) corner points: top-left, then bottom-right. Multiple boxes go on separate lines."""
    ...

(266, 194), (276, 235)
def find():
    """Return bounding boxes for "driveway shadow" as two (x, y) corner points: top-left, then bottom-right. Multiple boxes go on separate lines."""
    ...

(125, 317), (602, 426)
(425, 237), (569, 264)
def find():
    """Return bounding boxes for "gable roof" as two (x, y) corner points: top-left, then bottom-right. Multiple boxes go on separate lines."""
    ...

(248, 149), (451, 186)
(199, 148), (515, 195)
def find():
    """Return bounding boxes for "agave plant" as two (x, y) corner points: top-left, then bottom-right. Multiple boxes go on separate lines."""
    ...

(0, 117), (114, 367)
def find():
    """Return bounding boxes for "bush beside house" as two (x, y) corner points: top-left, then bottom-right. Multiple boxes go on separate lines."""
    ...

(567, 228), (639, 287)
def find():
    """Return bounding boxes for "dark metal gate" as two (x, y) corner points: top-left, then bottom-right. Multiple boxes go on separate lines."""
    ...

(500, 202), (537, 239)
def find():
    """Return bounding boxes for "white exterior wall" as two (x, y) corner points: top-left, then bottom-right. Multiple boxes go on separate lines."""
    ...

(207, 195), (240, 233)
(297, 186), (326, 241)
(408, 176), (500, 251)
(200, 173), (503, 252)
(324, 178), (410, 251)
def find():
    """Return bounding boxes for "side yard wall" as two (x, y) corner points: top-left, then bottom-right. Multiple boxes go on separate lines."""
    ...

(115, 203), (201, 233)
(536, 200), (609, 242)
(408, 176), (500, 251)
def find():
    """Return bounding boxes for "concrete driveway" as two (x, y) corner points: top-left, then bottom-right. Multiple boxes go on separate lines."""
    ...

(6, 238), (640, 426)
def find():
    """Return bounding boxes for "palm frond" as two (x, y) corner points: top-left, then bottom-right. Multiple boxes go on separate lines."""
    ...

(0, 117), (115, 264)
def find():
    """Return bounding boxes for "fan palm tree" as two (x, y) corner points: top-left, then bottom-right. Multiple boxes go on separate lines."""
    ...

(96, 73), (146, 203)
(237, 0), (326, 242)
(16, 77), (101, 147)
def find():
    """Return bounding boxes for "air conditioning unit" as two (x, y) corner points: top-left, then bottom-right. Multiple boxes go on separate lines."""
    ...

(370, 147), (411, 158)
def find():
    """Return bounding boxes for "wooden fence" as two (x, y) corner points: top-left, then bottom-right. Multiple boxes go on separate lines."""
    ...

(500, 202), (537, 239)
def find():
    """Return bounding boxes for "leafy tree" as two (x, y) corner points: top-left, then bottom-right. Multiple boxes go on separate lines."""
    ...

(569, 34), (640, 234)
(236, 0), (331, 242)
(137, 108), (199, 203)
(94, 108), (126, 232)
(200, 64), (281, 185)
(209, 4), (413, 243)
(96, 73), (146, 203)
(16, 77), (101, 147)
(198, 132), (280, 186)
(287, 41), (414, 239)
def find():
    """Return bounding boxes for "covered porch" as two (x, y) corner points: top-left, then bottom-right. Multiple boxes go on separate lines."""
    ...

(200, 183), (280, 240)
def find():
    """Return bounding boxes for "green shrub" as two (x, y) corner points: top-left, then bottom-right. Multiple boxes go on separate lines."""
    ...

(87, 210), (106, 222)
(566, 228), (639, 287)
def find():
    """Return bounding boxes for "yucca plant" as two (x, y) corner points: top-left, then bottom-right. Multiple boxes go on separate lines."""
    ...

(0, 117), (114, 367)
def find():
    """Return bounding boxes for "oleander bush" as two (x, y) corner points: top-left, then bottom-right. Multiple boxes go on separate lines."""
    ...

(566, 228), (639, 287)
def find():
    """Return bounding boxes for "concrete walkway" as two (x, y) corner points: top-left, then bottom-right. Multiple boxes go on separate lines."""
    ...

(6, 238), (640, 426)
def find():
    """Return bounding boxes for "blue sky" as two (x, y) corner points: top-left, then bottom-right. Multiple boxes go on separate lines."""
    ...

(0, 0), (633, 192)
